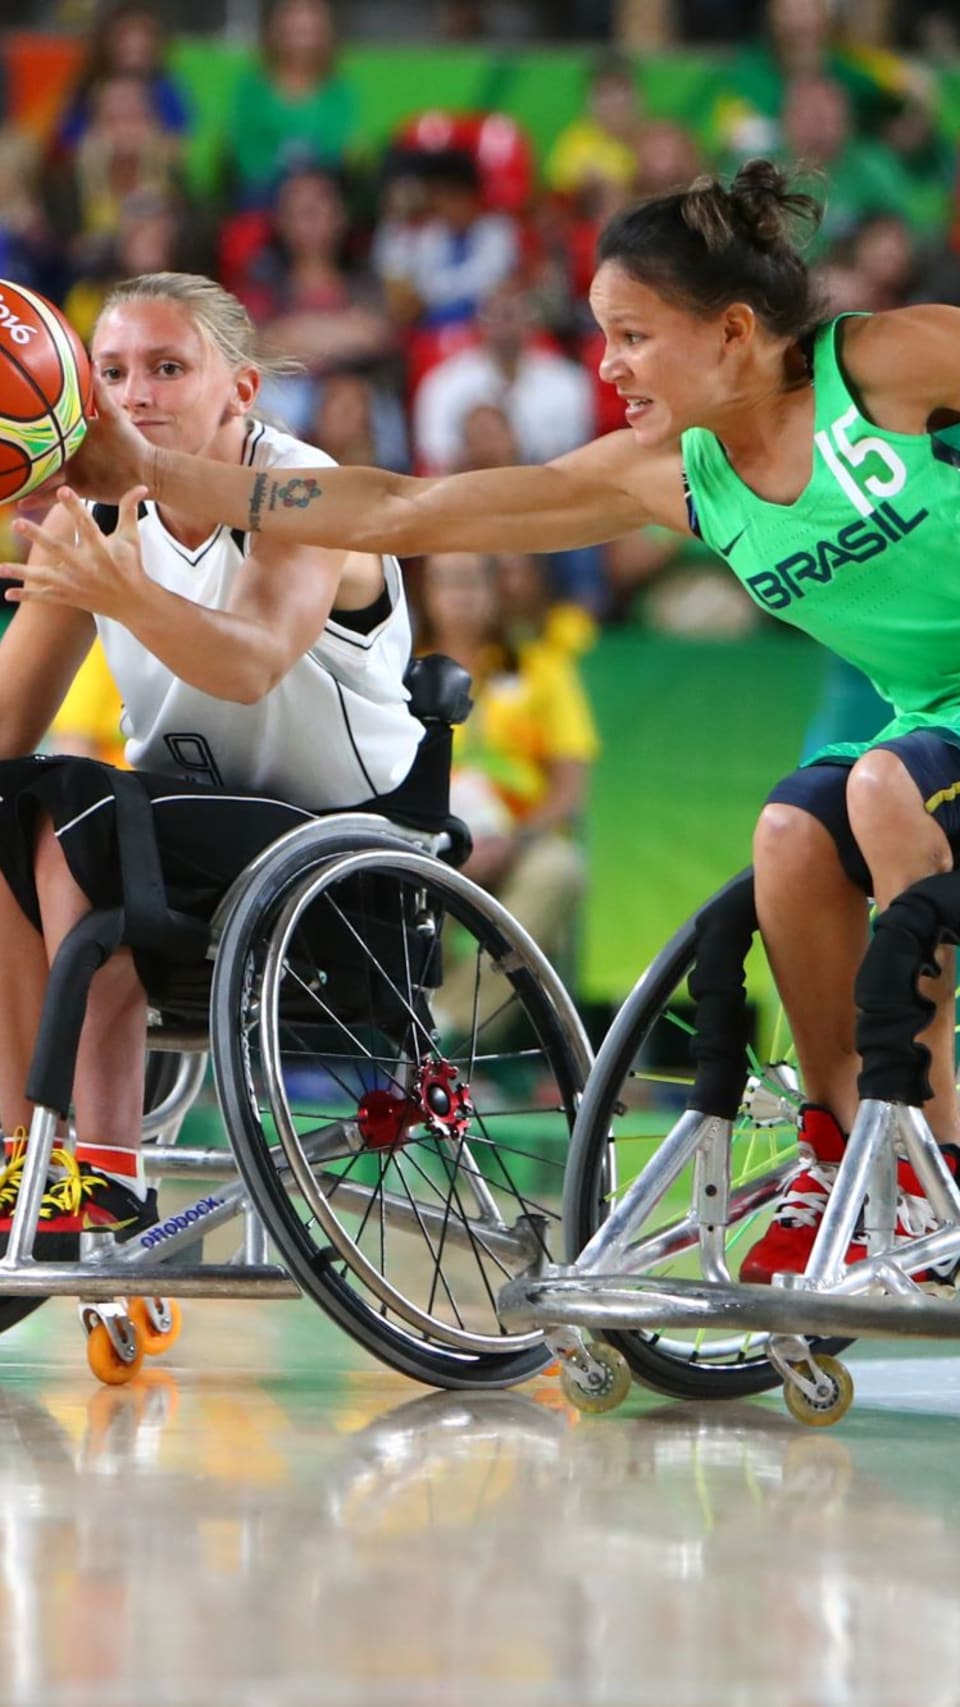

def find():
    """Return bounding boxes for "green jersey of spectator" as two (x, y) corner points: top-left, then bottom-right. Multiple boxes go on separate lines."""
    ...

(226, 62), (359, 198)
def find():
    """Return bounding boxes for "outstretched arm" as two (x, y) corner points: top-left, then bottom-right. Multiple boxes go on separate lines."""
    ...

(8, 488), (349, 704)
(62, 394), (682, 555)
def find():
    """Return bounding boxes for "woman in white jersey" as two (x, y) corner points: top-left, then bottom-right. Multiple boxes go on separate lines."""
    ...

(44, 161), (960, 1288)
(0, 270), (421, 1246)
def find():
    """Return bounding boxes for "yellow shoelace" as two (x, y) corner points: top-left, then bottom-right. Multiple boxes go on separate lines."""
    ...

(0, 1139), (97, 1219)
(39, 1152), (103, 1220)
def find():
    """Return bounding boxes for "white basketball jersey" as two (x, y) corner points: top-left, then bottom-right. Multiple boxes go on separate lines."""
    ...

(95, 421), (423, 810)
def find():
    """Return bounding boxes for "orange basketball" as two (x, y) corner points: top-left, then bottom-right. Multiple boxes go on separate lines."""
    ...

(0, 281), (93, 503)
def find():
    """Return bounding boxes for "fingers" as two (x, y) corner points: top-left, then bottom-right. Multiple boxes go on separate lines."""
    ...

(55, 486), (104, 546)
(117, 485), (150, 534)
(10, 515), (71, 558)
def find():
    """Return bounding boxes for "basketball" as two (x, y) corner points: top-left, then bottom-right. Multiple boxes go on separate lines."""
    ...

(0, 280), (92, 503)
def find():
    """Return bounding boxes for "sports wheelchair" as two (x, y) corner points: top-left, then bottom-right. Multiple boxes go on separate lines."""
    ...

(0, 657), (592, 1388)
(499, 867), (960, 1426)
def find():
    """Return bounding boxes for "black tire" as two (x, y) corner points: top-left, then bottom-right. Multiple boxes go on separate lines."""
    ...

(563, 871), (849, 1400)
(212, 826), (592, 1389)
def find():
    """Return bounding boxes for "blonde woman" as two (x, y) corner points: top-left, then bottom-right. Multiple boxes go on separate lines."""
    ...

(0, 271), (421, 1249)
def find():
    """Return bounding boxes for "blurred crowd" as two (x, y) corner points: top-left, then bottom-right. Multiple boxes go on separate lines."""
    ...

(3, 0), (960, 948)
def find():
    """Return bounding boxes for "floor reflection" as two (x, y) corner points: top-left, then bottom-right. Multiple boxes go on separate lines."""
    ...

(0, 1306), (958, 1705)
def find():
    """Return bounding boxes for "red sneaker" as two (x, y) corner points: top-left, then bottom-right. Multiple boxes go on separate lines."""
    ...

(740, 1108), (959, 1285)
(739, 1105), (845, 1284)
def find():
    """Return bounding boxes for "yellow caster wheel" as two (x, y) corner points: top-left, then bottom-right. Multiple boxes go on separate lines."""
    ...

(128, 1297), (182, 1357)
(783, 1354), (854, 1428)
(86, 1319), (145, 1387)
(560, 1343), (632, 1415)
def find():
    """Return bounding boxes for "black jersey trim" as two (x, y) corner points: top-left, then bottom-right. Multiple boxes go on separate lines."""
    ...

(680, 464), (703, 539)
(330, 583), (393, 636)
(92, 500), (148, 535)
(932, 434), (960, 471)
(335, 679), (378, 797)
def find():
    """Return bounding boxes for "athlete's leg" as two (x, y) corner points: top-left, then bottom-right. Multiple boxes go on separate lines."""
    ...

(0, 868), (54, 1136)
(846, 748), (958, 1144)
(33, 815), (146, 1150)
(753, 802), (869, 1134)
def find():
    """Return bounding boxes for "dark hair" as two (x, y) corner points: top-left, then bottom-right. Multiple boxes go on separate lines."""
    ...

(418, 146), (481, 193)
(596, 158), (824, 339)
(67, 2), (166, 109)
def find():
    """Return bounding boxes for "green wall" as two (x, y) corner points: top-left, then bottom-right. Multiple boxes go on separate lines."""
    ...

(580, 626), (827, 1004)
(168, 41), (721, 194)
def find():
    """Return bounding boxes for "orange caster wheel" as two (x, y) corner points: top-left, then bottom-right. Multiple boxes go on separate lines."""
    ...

(85, 1319), (145, 1386)
(128, 1297), (182, 1357)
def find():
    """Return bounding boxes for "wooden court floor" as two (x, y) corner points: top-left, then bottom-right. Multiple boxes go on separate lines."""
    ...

(0, 1296), (957, 1706)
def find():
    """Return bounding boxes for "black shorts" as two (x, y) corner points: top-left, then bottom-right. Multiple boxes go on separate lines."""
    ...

(0, 755), (318, 933)
(766, 729), (960, 891)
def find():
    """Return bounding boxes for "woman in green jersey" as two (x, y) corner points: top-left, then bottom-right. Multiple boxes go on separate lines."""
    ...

(23, 161), (960, 1284)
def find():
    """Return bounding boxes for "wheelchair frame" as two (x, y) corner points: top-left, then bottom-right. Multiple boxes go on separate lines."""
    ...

(498, 867), (960, 1426)
(0, 808), (592, 1386)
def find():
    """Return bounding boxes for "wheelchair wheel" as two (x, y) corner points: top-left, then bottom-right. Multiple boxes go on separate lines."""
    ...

(563, 871), (848, 1401)
(213, 834), (592, 1389)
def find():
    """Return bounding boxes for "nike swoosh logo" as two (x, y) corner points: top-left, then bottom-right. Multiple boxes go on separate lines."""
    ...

(720, 526), (747, 555)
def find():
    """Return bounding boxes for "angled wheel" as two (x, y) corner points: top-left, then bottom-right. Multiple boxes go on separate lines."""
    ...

(563, 871), (850, 1401)
(213, 830), (592, 1389)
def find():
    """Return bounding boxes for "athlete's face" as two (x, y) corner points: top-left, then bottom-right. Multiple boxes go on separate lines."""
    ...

(92, 300), (258, 457)
(589, 261), (750, 446)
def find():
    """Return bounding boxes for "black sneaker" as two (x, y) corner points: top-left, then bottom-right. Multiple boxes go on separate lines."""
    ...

(75, 1163), (158, 1241)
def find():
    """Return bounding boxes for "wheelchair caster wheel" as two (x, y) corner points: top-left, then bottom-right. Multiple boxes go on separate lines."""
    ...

(783, 1354), (854, 1428)
(85, 1319), (145, 1387)
(560, 1343), (632, 1414)
(128, 1296), (182, 1357)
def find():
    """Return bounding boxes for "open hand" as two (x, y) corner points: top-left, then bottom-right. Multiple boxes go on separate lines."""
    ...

(4, 485), (151, 620)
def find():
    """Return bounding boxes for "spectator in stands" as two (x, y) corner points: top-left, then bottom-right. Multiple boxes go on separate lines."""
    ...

(413, 277), (593, 471)
(417, 549), (597, 1033)
(449, 399), (606, 612)
(44, 72), (182, 266)
(61, 189), (195, 343)
(0, 130), (59, 299)
(777, 74), (929, 248)
(373, 146), (519, 331)
(545, 53), (644, 203)
(712, 0), (912, 155)
(52, 1), (191, 158)
(309, 372), (410, 472)
(225, 0), (359, 205)
(234, 166), (394, 373)
(633, 120), (701, 198)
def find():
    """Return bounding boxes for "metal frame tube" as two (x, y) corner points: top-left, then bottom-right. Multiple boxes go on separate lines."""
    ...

(897, 1105), (960, 1223)
(831, 1224), (960, 1293)
(864, 1141), (897, 1257)
(1, 1109), (58, 1268)
(799, 1099), (894, 1286)
(141, 1051), (209, 1143)
(0, 1264), (298, 1298)
(498, 1271), (960, 1339)
(618, 1157), (796, 1275)
(574, 1110), (710, 1276)
(693, 1118), (732, 1282)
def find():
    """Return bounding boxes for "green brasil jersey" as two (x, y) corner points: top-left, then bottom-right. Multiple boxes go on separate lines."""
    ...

(681, 313), (960, 766)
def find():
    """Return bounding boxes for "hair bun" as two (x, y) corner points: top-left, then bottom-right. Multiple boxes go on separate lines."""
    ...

(681, 159), (822, 255)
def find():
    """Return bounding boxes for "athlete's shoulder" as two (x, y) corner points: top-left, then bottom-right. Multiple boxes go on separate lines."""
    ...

(548, 429), (687, 530)
(247, 418), (339, 474)
(840, 305), (960, 414)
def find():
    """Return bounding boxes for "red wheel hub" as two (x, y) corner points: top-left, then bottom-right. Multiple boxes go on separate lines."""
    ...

(356, 1089), (418, 1151)
(356, 1061), (473, 1150)
(413, 1060), (473, 1140)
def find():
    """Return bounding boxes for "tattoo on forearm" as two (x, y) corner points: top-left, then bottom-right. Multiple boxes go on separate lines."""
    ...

(248, 472), (268, 532)
(268, 476), (324, 511)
